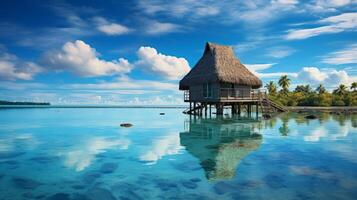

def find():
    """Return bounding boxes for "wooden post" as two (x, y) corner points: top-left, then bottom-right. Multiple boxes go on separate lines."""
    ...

(232, 104), (237, 115)
(216, 103), (223, 115)
(238, 103), (241, 116)
(193, 102), (196, 115)
(209, 104), (212, 116)
(204, 103), (207, 116)
(256, 102), (259, 118)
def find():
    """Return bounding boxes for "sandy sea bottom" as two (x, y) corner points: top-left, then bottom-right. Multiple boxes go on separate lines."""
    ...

(0, 108), (356, 200)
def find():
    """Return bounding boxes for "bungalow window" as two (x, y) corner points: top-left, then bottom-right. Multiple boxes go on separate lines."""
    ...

(203, 82), (212, 98)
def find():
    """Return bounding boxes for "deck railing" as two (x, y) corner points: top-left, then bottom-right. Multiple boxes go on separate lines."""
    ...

(220, 88), (266, 100)
(183, 89), (267, 101)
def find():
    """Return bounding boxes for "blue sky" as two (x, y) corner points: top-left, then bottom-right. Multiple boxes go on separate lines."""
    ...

(0, 0), (356, 105)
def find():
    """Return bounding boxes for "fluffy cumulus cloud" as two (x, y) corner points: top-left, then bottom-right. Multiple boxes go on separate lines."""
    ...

(92, 17), (131, 35)
(0, 51), (42, 80)
(286, 12), (357, 40)
(42, 40), (132, 77)
(136, 46), (190, 80)
(322, 44), (357, 64)
(297, 67), (356, 86)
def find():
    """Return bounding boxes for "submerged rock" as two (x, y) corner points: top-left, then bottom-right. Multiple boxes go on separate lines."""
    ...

(159, 113), (165, 115)
(264, 174), (286, 189)
(72, 184), (86, 190)
(86, 187), (116, 200)
(72, 193), (90, 200)
(112, 182), (144, 200)
(12, 177), (41, 189)
(46, 193), (71, 200)
(82, 171), (102, 184)
(156, 179), (178, 191)
(100, 163), (118, 174)
(120, 123), (133, 128)
(0, 152), (25, 159)
(213, 181), (239, 195)
(189, 178), (201, 183)
(29, 155), (57, 164)
(181, 180), (198, 189)
(305, 115), (317, 119)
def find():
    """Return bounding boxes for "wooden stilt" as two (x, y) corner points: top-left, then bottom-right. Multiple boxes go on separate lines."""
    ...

(232, 104), (237, 115)
(256, 102), (259, 118)
(193, 102), (196, 115)
(204, 103), (207, 116)
(238, 103), (241, 116)
(216, 103), (223, 115)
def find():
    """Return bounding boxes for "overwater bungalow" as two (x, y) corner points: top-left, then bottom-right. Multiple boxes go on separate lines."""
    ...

(179, 42), (286, 116)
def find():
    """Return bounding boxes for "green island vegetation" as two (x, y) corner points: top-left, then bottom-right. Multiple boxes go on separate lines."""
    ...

(265, 75), (357, 107)
(0, 100), (50, 106)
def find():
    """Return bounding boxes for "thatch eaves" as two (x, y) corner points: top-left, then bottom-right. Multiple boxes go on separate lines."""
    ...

(179, 42), (262, 90)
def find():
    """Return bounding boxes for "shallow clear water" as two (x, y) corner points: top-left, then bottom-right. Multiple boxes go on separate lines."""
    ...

(0, 108), (356, 200)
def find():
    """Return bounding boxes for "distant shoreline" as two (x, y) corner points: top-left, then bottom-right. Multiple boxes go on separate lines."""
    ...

(0, 105), (187, 109)
(288, 106), (357, 112)
(0, 100), (50, 106)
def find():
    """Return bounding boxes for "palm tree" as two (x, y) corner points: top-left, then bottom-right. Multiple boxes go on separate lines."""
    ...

(295, 85), (312, 93)
(316, 84), (326, 94)
(278, 75), (291, 94)
(333, 84), (348, 96)
(351, 82), (357, 92)
(265, 81), (277, 95)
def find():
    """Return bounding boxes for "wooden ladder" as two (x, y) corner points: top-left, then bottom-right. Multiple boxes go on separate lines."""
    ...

(183, 103), (204, 115)
(260, 98), (288, 117)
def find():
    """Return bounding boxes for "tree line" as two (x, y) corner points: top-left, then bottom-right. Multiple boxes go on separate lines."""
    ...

(265, 75), (357, 106)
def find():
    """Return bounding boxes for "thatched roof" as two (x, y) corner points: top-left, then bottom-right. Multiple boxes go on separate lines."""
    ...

(179, 42), (262, 90)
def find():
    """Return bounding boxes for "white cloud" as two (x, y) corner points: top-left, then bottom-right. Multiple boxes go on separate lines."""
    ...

(144, 21), (181, 35)
(42, 40), (132, 77)
(322, 44), (357, 64)
(273, 0), (299, 5)
(265, 46), (296, 58)
(93, 17), (131, 35)
(286, 12), (357, 40)
(245, 63), (297, 78)
(68, 76), (178, 91)
(297, 67), (356, 86)
(307, 0), (354, 12)
(0, 51), (42, 80)
(136, 46), (190, 80)
(138, 0), (298, 25)
(245, 63), (276, 72)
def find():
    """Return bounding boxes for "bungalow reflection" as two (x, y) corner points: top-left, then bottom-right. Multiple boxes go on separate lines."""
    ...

(180, 117), (262, 181)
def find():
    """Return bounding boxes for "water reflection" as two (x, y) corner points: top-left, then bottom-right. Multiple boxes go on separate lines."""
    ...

(62, 136), (130, 171)
(180, 117), (262, 181)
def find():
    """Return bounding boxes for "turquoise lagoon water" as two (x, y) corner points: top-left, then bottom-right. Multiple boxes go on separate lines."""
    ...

(0, 108), (356, 200)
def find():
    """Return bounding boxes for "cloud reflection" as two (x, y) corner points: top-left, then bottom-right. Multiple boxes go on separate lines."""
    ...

(139, 133), (183, 165)
(62, 137), (130, 171)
